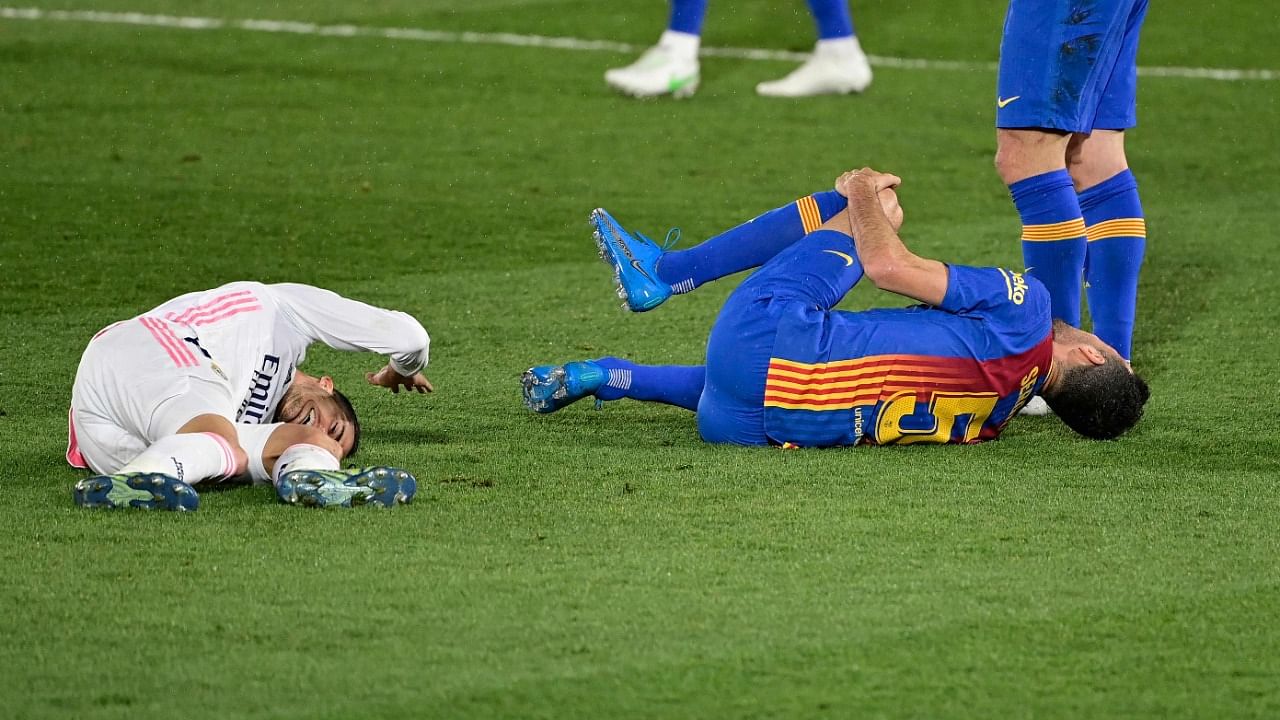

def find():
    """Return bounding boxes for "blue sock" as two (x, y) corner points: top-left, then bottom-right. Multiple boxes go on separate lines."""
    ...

(657, 190), (846, 293)
(592, 357), (705, 411)
(668, 0), (709, 35)
(806, 0), (855, 39)
(1081, 169), (1146, 361)
(1011, 169), (1087, 326)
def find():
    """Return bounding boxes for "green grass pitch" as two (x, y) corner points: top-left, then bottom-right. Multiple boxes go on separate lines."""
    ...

(2, 1), (1279, 717)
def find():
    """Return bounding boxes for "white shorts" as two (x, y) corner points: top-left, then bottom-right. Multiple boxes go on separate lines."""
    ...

(68, 318), (237, 474)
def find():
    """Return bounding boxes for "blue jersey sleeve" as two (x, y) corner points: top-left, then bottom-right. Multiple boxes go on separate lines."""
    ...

(939, 265), (1034, 315)
(938, 265), (1051, 349)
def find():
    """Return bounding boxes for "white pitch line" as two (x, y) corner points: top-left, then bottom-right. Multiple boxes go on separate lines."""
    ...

(2, 6), (1276, 82)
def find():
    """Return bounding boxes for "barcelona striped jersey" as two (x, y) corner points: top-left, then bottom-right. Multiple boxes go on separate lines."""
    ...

(763, 265), (1054, 446)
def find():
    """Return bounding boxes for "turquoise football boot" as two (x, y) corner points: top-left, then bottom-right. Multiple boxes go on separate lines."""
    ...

(73, 472), (199, 511)
(591, 208), (677, 312)
(276, 466), (417, 508)
(522, 360), (606, 414)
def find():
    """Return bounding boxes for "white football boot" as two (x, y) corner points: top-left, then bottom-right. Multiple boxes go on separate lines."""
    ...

(605, 32), (701, 99)
(756, 37), (872, 98)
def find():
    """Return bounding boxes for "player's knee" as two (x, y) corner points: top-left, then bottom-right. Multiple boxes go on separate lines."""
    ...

(993, 144), (1039, 185)
(1066, 132), (1128, 190)
(994, 141), (1038, 185)
(994, 130), (1069, 185)
(1066, 153), (1129, 191)
(993, 143), (1015, 181)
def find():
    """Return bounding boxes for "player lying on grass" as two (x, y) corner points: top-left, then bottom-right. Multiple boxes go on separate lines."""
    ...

(523, 168), (1149, 446)
(68, 282), (433, 510)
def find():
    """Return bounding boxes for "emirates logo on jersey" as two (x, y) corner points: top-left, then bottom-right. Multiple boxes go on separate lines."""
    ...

(237, 354), (282, 423)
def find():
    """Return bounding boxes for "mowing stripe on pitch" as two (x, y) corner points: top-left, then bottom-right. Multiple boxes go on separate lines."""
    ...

(1, 6), (1276, 82)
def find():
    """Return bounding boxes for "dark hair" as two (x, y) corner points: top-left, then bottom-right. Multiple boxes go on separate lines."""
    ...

(332, 388), (361, 456)
(1043, 359), (1150, 440)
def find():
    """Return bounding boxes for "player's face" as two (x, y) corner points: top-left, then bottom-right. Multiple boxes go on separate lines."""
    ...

(290, 395), (356, 458)
(278, 379), (357, 458)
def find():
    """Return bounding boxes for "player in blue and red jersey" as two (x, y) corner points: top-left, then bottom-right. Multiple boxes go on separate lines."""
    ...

(995, 0), (1150, 367)
(523, 168), (1148, 445)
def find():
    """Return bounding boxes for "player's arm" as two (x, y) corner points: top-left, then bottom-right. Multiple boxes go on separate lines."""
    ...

(270, 283), (433, 393)
(836, 168), (949, 307)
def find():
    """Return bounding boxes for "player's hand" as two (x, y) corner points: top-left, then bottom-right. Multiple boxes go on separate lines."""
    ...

(837, 168), (907, 232)
(366, 365), (434, 394)
(835, 167), (902, 197)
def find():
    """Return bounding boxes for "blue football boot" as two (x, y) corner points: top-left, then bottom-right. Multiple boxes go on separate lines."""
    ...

(591, 208), (677, 312)
(276, 466), (417, 508)
(73, 472), (199, 511)
(522, 360), (606, 413)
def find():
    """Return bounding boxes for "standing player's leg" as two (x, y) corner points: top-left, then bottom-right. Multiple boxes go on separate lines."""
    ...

(994, 0), (1085, 327)
(592, 190), (847, 311)
(1071, 0), (1148, 362)
(1072, 132), (1145, 362)
(997, 133), (1085, 326)
(604, 0), (704, 98)
(994, 0), (1140, 328)
(757, 1), (873, 97)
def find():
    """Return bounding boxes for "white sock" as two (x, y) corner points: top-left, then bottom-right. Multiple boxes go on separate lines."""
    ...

(272, 443), (340, 486)
(119, 432), (236, 485)
(658, 30), (700, 60)
(815, 36), (862, 58)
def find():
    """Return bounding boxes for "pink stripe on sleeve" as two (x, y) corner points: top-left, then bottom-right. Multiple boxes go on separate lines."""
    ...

(167, 290), (256, 325)
(181, 297), (261, 324)
(193, 303), (264, 326)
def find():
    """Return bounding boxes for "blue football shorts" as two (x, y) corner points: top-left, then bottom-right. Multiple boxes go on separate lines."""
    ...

(996, 0), (1149, 133)
(697, 230), (865, 446)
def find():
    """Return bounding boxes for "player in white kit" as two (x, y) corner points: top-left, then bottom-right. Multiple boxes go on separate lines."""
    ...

(67, 282), (432, 510)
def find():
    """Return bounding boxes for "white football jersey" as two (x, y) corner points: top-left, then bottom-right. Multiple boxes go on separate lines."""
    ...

(145, 281), (429, 424)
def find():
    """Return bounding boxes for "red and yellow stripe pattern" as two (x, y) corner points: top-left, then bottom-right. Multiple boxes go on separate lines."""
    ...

(1021, 217), (1086, 243)
(1085, 217), (1146, 242)
(796, 195), (823, 234)
(764, 354), (981, 411)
